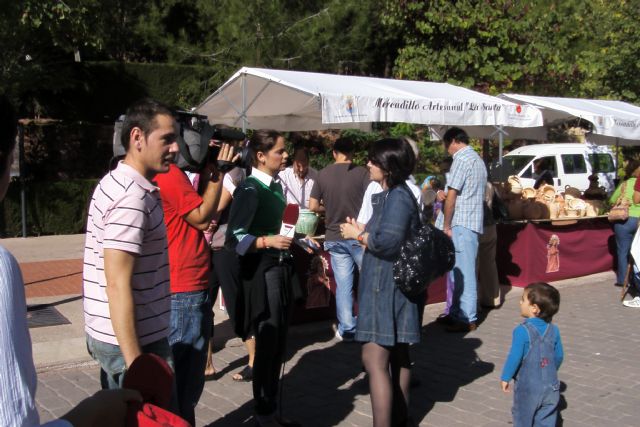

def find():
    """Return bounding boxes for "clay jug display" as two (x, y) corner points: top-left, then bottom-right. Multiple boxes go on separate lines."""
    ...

(548, 201), (560, 219)
(507, 199), (524, 220)
(508, 176), (523, 195)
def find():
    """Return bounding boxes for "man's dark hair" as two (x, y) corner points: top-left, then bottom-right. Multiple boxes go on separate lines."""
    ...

(525, 282), (560, 322)
(368, 138), (416, 188)
(292, 145), (309, 161)
(120, 98), (174, 151)
(0, 95), (17, 177)
(442, 127), (469, 149)
(248, 129), (283, 166)
(333, 137), (355, 155)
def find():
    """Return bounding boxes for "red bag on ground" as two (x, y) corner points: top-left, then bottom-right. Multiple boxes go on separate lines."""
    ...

(123, 353), (191, 427)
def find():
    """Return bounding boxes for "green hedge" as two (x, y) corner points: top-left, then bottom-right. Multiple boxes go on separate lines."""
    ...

(0, 179), (98, 237)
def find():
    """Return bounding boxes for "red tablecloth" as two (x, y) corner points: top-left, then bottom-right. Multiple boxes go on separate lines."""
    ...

(290, 218), (615, 323)
(496, 217), (615, 287)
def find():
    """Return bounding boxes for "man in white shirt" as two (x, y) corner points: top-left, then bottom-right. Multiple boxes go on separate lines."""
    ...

(278, 146), (317, 208)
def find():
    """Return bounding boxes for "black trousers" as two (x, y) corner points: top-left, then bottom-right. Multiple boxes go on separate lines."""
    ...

(252, 264), (292, 416)
(211, 247), (241, 331)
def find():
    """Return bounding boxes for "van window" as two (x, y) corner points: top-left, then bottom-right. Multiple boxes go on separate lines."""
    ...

(561, 154), (587, 174)
(522, 156), (557, 178)
(501, 155), (535, 177)
(588, 153), (615, 173)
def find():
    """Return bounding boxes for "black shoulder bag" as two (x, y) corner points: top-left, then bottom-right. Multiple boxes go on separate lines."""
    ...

(393, 184), (456, 297)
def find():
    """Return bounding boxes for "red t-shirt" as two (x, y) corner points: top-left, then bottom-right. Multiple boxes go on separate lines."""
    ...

(155, 165), (210, 293)
(635, 178), (640, 192)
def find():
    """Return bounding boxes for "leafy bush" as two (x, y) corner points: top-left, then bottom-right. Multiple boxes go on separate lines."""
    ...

(0, 179), (98, 237)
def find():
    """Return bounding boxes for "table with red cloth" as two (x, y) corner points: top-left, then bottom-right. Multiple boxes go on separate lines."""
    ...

(289, 217), (615, 323)
(496, 217), (615, 287)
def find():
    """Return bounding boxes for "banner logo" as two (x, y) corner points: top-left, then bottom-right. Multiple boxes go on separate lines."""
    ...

(343, 95), (355, 115)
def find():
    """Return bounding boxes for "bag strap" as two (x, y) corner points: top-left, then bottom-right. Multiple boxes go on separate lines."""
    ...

(399, 183), (425, 225)
(617, 180), (629, 206)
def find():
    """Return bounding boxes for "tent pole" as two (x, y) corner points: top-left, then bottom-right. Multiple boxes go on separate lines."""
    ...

(241, 74), (247, 133)
(616, 137), (619, 180)
(18, 123), (26, 238)
(498, 125), (504, 165)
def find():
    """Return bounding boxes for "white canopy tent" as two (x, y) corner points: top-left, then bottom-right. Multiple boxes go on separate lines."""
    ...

(499, 94), (640, 145)
(195, 67), (544, 136)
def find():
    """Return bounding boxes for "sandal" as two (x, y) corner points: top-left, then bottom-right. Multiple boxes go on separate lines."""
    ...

(232, 365), (253, 382)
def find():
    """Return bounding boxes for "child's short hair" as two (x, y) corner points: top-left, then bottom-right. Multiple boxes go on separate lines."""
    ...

(525, 282), (560, 322)
(430, 178), (443, 191)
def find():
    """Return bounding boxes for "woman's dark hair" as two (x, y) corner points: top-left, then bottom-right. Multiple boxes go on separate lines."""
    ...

(624, 159), (640, 179)
(249, 130), (283, 166)
(120, 98), (174, 151)
(525, 282), (560, 322)
(0, 95), (18, 177)
(368, 138), (416, 188)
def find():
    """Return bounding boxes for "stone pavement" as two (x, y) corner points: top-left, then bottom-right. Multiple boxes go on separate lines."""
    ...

(28, 261), (640, 427)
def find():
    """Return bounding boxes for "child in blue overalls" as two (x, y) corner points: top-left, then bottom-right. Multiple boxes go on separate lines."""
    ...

(501, 282), (564, 427)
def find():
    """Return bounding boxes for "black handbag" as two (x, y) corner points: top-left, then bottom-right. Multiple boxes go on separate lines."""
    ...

(393, 184), (456, 297)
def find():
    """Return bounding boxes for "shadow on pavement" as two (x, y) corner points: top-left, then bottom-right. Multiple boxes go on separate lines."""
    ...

(205, 314), (498, 426)
(409, 321), (495, 423)
(205, 324), (363, 427)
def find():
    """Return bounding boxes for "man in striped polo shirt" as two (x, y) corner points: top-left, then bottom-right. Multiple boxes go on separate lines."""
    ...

(83, 99), (179, 389)
(154, 142), (236, 425)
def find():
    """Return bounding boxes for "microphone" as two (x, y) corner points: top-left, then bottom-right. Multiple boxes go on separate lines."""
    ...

(279, 204), (299, 263)
(280, 203), (299, 238)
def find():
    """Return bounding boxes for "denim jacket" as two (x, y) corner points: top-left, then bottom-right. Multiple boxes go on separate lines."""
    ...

(356, 183), (423, 345)
(366, 184), (421, 261)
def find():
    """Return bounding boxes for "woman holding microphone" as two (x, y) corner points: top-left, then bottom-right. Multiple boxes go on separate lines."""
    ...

(225, 130), (298, 427)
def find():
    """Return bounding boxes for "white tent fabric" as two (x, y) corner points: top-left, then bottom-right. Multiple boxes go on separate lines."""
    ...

(196, 67), (543, 134)
(499, 94), (640, 145)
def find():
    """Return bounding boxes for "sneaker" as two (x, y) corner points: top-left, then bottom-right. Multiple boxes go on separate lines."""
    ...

(623, 296), (640, 308)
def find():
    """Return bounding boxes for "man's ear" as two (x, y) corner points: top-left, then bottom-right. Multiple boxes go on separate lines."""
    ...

(256, 150), (265, 165)
(130, 127), (143, 150)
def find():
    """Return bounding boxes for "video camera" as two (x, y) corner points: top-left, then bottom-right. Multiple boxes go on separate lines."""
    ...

(112, 111), (252, 173)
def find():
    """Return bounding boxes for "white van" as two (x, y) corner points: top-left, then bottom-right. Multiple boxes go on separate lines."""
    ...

(492, 143), (617, 194)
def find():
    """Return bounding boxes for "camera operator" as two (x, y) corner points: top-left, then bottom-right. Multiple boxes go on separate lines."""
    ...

(154, 136), (238, 426)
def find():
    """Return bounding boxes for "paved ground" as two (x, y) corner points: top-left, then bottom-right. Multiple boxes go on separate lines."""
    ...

(7, 235), (640, 426)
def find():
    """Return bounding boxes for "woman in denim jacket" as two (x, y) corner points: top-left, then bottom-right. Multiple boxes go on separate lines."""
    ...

(341, 138), (423, 427)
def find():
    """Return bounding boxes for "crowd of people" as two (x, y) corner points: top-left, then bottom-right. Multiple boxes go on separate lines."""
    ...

(1, 97), (565, 427)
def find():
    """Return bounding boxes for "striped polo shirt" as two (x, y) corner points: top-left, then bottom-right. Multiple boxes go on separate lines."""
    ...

(83, 162), (171, 346)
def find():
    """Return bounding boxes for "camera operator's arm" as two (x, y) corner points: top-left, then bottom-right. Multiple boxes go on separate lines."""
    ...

(184, 143), (237, 230)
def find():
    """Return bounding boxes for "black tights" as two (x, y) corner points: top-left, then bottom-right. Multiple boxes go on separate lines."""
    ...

(362, 342), (411, 427)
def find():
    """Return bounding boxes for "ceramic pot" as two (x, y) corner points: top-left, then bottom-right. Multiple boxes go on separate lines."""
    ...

(295, 209), (319, 235)
(522, 187), (537, 199)
(508, 176), (523, 194)
(507, 199), (524, 220)
(564, 185), (582, 199)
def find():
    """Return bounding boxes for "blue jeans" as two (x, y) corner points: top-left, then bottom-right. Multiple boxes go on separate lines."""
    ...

(614, 217), (639, 284)
(86, 334), (174, 390)
(169, 290), (212, 426)
(324, 240), (364, 337)
(449, 226), (480, 323)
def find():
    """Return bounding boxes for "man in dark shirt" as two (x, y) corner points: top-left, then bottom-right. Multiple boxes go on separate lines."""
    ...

(309, 138), (370, 341)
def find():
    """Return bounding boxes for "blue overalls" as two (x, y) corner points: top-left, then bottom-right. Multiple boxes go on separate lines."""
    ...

(513, 322), (561, 427)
